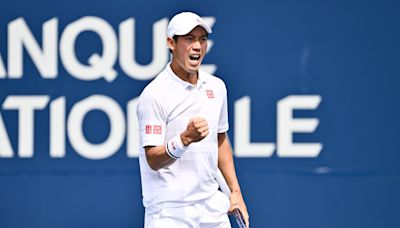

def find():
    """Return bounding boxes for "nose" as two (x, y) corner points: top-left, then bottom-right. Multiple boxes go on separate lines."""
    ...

(192, 40), (201, 51)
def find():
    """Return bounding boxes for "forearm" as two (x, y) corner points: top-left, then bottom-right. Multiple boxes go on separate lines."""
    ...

(145, 145), (176, 171)
(145, 118), (209, 171)
(218, 132), (249, 227)
(217, 133), (241, 193)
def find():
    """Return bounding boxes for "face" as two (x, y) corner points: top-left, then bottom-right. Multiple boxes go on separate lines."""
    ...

(168, 26), (208, 76)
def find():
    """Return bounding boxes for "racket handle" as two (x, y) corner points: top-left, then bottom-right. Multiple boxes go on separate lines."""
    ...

(233, 208), (247, 228)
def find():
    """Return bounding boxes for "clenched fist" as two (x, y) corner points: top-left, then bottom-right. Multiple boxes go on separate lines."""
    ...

(180, 117), (209, 146)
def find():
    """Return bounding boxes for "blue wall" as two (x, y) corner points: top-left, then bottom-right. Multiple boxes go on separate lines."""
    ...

(0, 0), (399, 227)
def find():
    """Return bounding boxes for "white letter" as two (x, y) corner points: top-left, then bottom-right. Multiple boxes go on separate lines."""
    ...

(3, 96), (49, 158)
(0, 53), (6, 78)
(67, 95), (125, 159)
(119, 18), (168, 80)
(50, 97), (66, 158)
(127, 97), (139, 157)
(8, 18), (58, 78)
(0, 112), (14, 157)
(60, 16), (117, 82)
(277, 95), (322, 157)
(234, 96), (275, 157)
(199, 17), (217, 75)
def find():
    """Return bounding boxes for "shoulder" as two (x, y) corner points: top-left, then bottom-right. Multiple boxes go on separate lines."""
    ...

(137, 71), (170, 110)
(200, 70), (227, 92)
(139, 71), (169, 100)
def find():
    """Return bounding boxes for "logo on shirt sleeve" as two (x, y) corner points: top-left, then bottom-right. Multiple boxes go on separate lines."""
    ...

(145, 125), (162, 134)
(153, 125), (162, 134)
(206, 90), (214, 99)
(145, 125), (152, 134)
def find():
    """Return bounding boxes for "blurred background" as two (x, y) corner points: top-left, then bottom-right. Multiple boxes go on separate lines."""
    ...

(0, 0), (399, 227)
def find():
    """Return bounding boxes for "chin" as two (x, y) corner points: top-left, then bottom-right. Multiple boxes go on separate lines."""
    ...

(185, 65), (200, 73)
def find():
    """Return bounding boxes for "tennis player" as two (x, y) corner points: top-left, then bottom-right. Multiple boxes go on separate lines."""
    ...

(137, 11), (249, 227)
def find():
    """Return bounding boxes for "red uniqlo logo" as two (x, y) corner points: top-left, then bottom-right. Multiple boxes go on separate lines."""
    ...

(145, 125), (152, 134)
(206, 90), (214, 99)
(153, 125), (162, 134)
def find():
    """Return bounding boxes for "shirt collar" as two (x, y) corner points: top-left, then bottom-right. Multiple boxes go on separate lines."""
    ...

(166, 63), (206, 89)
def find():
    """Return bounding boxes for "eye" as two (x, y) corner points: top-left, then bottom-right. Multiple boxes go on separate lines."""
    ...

(186, 36), (193, 41)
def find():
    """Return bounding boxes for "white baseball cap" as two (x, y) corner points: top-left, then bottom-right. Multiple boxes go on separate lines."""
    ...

(167, 12), (212, 38)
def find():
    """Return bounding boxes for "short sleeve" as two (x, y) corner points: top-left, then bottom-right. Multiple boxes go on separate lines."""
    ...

(218, 85), (229, 133)
(136, 93), (166, 147)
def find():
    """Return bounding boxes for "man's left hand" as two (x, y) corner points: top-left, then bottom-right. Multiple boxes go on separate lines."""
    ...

(229, 191), (249, 228)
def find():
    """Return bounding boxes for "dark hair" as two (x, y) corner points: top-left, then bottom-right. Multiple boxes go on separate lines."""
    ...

(169, 35), (178, 54)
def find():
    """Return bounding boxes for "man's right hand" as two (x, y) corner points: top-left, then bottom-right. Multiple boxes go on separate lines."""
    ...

(180, 117), (209, 146)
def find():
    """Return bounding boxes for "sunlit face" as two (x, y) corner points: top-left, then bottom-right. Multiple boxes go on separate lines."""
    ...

(168, 26), (208, 76)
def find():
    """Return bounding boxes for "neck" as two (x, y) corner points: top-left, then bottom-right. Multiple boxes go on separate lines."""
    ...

(170, 61), (198, 85)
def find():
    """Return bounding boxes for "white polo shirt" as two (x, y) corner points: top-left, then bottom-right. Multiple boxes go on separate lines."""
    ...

(137, 63), (229, 213)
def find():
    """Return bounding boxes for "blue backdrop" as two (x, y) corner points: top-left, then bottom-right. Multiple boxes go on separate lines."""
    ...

(0, 0), (399, 227)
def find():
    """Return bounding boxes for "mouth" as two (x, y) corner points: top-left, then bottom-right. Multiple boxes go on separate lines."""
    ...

(189, 54), (201, 61)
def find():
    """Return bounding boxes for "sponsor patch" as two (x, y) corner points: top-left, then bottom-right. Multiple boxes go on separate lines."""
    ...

(206, 90), (214, 99)
(153, 125), (162, 134)
(145, 125), (152, 134)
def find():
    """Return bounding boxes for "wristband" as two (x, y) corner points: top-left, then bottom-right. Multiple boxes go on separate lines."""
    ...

(165, 134), (188, 159)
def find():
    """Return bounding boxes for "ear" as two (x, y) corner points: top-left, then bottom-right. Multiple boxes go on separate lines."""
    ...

(167, 37), (176, 51)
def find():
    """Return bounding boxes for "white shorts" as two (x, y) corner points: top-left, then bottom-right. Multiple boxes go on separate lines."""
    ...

(144, 190), (231, 228)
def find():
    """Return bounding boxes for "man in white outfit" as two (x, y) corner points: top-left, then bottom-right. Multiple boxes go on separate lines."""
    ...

(137, 11), (249, 228)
